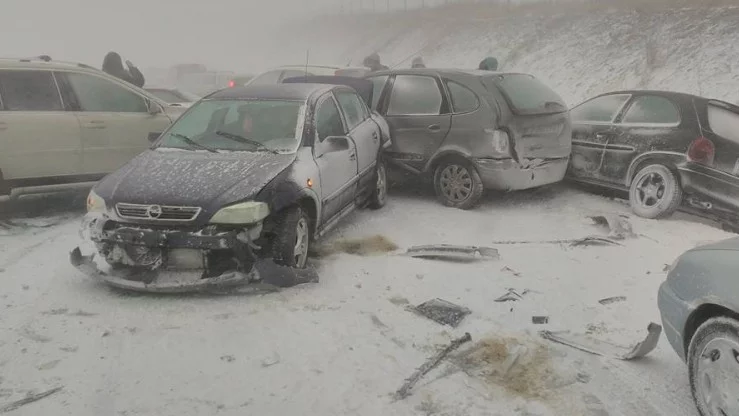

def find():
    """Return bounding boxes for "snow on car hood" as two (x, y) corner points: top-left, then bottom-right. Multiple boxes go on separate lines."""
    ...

(95, 148), (296, 212)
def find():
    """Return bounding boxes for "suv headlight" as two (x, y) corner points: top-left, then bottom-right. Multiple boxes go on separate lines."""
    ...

(210, 201), (269, 224)
(86, 189), (106, 213)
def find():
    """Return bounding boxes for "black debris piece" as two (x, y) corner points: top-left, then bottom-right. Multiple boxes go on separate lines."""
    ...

(532, 316), (549, 324)
(409, 298), (471, 327)
(598, 296), (627, 305)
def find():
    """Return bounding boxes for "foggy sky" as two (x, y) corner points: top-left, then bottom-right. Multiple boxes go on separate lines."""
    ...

(0, 0), (341, 72)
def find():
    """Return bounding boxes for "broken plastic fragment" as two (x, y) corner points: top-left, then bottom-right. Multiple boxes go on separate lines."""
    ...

(405, 244), (499, 261)
(539, 322), (662, 360)
(408, 298), (471, 327)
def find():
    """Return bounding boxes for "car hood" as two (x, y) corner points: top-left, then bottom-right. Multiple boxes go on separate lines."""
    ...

(690, 236), (739, 252)
(96, 148), (296, 214)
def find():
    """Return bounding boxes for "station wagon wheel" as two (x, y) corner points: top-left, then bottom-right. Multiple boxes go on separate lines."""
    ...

(688, 317), (739, 416)
(368, 159), (388, 210)
(629, 164), (682, 219)
(272, 206), (311, 269)
(433, 158), (483, 210)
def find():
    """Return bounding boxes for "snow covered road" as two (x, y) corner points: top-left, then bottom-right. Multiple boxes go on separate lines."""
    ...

(0, 185), (730, 416)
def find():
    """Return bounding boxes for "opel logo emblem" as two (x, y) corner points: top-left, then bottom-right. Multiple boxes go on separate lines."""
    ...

(147, 205), (163, 219)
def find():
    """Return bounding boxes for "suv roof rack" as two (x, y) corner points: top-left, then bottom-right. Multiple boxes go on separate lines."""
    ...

(7, 56), (97, 70)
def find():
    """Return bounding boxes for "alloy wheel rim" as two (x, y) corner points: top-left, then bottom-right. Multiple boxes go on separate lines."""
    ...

(294, 217), (309, 267)
(635, 172), (667, 208)
(440, 164), (473, 203)
(695, 337), (739, 416)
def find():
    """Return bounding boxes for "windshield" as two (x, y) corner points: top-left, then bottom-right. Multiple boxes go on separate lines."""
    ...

(156, 99), (305, 153)
(147, 89), (200, 103)
(484, 74), (568, 115)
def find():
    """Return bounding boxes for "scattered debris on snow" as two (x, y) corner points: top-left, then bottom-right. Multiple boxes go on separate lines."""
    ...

(220, 355), (235, 363)
(405, 245), (499, 261)
(494, 288), (531, 302)
(570, 236), (622, 247)
(312, 235), (398, 257)
(408, 298), (472, 327)
(588, 214), (636, 240)
(0, 386), (63, 413)
(598, 296), (627, 305)
(394, 332), (472, 400)
(539, 322), (662, 360)
(532, 316), (549, 325)
(501, 266), (522, 277)
(261, 353), (281, 368)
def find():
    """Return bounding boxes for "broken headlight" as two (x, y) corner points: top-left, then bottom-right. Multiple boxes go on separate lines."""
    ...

(86, 189), (106, 213)
(209, 201), (269, 225)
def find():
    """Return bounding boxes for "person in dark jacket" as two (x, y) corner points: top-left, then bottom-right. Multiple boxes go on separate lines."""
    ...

(102, 52), (145, 87)
(411, 56), (426, 68)
(478, 56), (499, 71)
(363, 53), (389, 72)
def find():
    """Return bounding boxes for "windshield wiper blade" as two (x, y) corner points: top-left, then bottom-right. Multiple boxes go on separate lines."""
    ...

(168, 133), (217, 153)
(215, 131), (277, 153)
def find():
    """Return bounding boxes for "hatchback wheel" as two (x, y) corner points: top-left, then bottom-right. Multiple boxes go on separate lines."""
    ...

(629, 164), (682, 219)
(272, 206), (310, 269)
(368, 160), (387, 210)
(433, 159), (483, 210)
(688, 317), (739, 416)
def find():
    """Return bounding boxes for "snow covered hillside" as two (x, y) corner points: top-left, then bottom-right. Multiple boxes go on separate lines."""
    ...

(275, 4), (739, 106)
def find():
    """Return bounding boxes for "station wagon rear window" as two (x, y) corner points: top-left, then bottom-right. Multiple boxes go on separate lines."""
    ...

(707, 103), (739, 145)
(157, 99), (305, 153)
(484, 74), (567, 115)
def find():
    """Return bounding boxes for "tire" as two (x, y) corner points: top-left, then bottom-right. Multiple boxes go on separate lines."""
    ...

(433, 158), (484, 210)
(271, 206), (310, 269)
(687, 316), (739, 416)
(629, 164), (682, 219)
(367, 159), (388, 210)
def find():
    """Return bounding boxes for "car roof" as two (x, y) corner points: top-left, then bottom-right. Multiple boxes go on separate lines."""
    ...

(598, 89), (700, 100)
(367, 68), (532, 78)
(0, 57), (100, 71)
(207, 83), (335, 101)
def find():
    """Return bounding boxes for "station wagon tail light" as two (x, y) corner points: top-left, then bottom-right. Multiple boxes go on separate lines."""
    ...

(687, 136), (715, 166)
(486, 128), (510, 156)
(228, 80), (235, 88)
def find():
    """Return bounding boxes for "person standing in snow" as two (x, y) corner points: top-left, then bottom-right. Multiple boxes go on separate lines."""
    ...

(102, 51), (145, 87)
(411, 56), (426, 68)
(363, 52), (389, 72)
(478, 56), (499, 71)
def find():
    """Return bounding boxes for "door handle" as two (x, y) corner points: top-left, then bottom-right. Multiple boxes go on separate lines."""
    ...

(428, 124), (441, 132)
(83, 121), (106, 129)
(595, 132), (611, 140)
(372, 132), (378, 141)
(349, 152), (357, 161)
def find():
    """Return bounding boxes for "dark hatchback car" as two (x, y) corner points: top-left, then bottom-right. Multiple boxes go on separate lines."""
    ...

(568, 90), (739, 220)
(366, 69), (571, 209)
(72, 82), (389, 292)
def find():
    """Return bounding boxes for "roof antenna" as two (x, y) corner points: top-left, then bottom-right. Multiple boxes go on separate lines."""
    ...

(304, 49), (310, 80)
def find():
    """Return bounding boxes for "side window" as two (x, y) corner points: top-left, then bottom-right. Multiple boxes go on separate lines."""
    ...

(621, 96), (680, 125)
(368, 75), (388, 110)
(446, 80), (479, 113)
(387, 75), (442, 116)
(65, 73), (147, 112)
(314, 97), (344, 142)
(280, 70), (314, 82)
(0, 70), (63, 111)
(335, 91), (368, 131)
(708, 104), (739, 145)
(249, 70), (283, 86)
(570, 94), (630, 123)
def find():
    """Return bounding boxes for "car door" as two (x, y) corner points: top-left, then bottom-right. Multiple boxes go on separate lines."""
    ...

(605, 95), (684, 184)
(334, 89), (380, 193)
(568, 93), (631, 184)
(0, 69), (82, 183)
(374, 74), (452, 171)
(312, 93), (358, 223)
(58, 70), (172, 176)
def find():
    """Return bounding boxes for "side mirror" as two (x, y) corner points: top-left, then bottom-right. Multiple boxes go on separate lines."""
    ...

(324, 136), (350, 152)
(147, 100), (163, 115)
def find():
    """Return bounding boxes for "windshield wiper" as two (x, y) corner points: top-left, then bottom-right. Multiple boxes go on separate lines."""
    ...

(215, 131), (278, 153)
(167, 133), (218, 153)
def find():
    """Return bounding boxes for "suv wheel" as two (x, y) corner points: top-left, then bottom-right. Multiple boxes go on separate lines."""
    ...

(688, 316), (739, 416)
(433, 159), (483, 210)
(272, 206), (310, 268)
(629, 164), (682, 219)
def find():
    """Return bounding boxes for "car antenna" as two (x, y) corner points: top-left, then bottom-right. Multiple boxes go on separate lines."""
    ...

(304, 49), (309, 79)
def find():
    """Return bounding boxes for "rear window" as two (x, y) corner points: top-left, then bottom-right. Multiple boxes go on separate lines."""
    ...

(707, 103), (739, 145)
(0, 70), (63, 111)
(484, 74), (567, 115)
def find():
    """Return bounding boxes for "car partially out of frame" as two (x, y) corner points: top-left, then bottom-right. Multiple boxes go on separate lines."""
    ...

(72, 81), (390, 292)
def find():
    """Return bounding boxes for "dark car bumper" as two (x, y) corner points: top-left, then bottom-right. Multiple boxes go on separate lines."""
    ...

(473, 157), (568, 191)
(678, 162), (739, 212)
(657, 280), (694, 362)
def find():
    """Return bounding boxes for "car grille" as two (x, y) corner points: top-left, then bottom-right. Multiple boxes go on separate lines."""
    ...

(115, 203), (201, 222)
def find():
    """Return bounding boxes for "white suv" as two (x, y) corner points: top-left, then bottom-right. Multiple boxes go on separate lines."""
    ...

(0, 58), (186, 198)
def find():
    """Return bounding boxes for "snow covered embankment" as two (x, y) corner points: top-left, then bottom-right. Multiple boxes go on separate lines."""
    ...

(279, 5), (739, 106)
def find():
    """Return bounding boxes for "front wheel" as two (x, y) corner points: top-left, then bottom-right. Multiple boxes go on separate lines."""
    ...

(688, 317), (739, 416)
(433, 159), (483, 210)
(367, 160), (388, 210)
(629, 164), (682, 219)
(272, 206), (310, 268)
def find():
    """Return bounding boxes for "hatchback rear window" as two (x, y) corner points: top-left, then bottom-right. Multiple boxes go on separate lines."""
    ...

(707, 103), (739, 145)
(484, 74), (566, 115)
